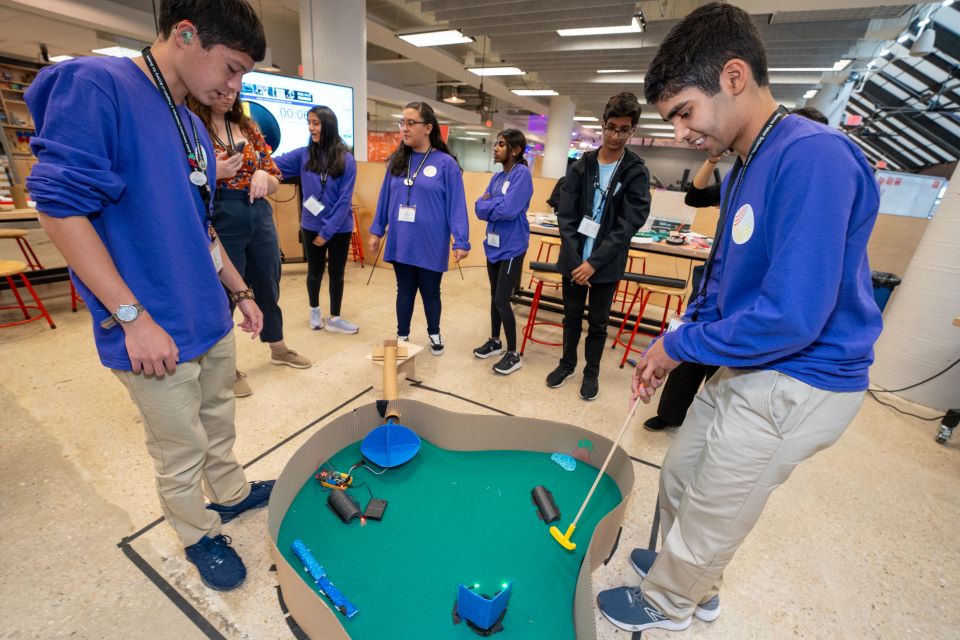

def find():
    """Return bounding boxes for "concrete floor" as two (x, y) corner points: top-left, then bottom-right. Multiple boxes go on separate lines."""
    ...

(0, 234), (958, 639)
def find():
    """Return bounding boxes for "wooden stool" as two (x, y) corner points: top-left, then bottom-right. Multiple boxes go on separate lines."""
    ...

(614, 249), (646, 313)
(0, 260), (56, 329)
(349, 207), (365, 266)
(611, 274), (686, 368)
(519, 261), (564, 356)
(527, 236), (562, 290)
(0, 228), (44, 271)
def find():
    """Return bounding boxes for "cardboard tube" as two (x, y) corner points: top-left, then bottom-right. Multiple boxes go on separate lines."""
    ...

(381, 340), (401, 419)
(11, 184), (28, 210)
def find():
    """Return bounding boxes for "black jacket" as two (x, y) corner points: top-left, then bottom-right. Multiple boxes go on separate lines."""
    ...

(557, 148), (651, 284)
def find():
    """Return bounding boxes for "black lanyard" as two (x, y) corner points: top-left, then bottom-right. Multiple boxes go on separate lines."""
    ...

(690, 106), (789, 321)
(404, 147), (432, 206)
(494, 163), (516, 196)
(141, 47), (211, 218)
(592, 151), (624, 220)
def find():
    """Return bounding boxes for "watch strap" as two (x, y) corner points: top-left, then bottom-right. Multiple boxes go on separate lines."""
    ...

(100, 303), (145, 329)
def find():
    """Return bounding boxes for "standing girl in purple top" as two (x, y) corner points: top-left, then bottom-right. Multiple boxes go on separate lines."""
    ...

(473, 129), (532, 375)
(274, 106), (359, 335)
(368, 101), (470, 355)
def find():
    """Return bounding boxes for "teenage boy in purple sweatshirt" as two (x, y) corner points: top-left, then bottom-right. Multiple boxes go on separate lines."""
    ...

(597, 3), (882, 634)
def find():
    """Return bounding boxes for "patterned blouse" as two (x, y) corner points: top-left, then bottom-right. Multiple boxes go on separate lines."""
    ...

(212, 122), (282, 191)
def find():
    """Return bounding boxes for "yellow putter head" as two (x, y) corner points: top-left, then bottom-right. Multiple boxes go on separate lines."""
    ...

(550, 523), (577, 551)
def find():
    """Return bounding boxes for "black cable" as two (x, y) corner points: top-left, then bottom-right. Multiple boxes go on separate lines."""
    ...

(869, 357), (959, 394)
(867, 390), (946, 421)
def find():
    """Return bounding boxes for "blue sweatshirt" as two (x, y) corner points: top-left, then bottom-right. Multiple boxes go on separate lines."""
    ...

(26, 57), (231, 370)
(370, 151), (471, 272)
(663, 116), (882, 392)
(274, 146), (356, 239)
(475, 163), (532, 262)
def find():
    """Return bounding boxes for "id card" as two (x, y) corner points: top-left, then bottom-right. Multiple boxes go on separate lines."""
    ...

(398, 204), (417, 223)
(501, 181), (510, 195)
(304, 195), (325, 216)
(578, 216), (601, 239)
(210, 239), (224, 272)
(487, 232), (500, 248)
(667, 315), (686, 333)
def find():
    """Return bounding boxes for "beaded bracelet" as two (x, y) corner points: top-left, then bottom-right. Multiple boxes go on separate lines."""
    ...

(229, 288), (256, 304)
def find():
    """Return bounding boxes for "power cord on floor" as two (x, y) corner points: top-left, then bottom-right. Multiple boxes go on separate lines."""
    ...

(868, 357), (959, 394)
(866, 390), (946, 422)
(866, 356), (958, 422)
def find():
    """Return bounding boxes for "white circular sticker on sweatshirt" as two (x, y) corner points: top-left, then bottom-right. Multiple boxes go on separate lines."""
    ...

(422, 165), (438, 178)
(732, 203), (755, 245)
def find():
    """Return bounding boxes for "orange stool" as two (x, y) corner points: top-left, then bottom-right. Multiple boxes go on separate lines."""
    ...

(0, 260), (56, 329)
(0, 228), (45, 271)
(526, 236), (562, 290)
(519, 261), (564, 356)
(349, 207), (365, 266)
(611, 277), (685, 368)
(614, 249), (646, 313)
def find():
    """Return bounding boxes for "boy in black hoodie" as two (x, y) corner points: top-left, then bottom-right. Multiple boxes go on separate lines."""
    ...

(546, 92), (651, 400)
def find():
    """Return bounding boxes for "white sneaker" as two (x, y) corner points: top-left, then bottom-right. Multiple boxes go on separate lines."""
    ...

(428, 334), (444, 356)
(324, 316), (359, 334)
(309, 307), (323, 330)
(397, 335), (409, 342)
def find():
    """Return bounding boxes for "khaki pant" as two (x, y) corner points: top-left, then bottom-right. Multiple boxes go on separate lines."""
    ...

(642, 367), (864, 620)
(113, 333), (250, 547)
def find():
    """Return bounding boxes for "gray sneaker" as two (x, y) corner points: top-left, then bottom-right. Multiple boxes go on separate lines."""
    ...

(309, 307), (323, 330)
(324, 316), (359, 334)
(630, 548), (721, 621)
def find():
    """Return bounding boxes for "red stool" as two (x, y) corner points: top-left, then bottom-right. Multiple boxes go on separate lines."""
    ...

(611, 283), (684, 368)
(70, 280), (84, 312)
(349, 207), (365, 266)
(614, 249), (646, 313)
(0, 260), (56, 329)
(519, 265), (564, 356)
(0, 228), (44, 270)
(526, 236), (562, 290)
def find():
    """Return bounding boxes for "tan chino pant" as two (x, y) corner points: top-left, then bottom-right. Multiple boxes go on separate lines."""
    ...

(642, 367), (864, 620)
(113, 333), (250, 546)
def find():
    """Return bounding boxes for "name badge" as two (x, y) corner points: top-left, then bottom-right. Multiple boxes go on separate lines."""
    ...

(667, 316), (686, 333)
(487, 232), (500, 248)
(578, 216), (601, 239)
(304, 195), (325, 216)
(501, 181), (510, 195)
(398, 204), (417, 223)
(210, 239), (224, 272)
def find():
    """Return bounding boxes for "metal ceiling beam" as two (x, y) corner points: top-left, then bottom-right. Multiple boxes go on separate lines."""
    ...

(855, 86), (960, 160)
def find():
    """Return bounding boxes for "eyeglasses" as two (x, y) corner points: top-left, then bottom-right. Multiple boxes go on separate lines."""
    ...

(603, 125), (635, 138)
(397, 119), (427, 130)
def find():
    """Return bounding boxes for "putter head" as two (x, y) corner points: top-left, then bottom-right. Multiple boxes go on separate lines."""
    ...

(549, 524), (577, 551)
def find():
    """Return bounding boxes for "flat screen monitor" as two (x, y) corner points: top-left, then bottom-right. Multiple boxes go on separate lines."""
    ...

(240, 71), (354, 157)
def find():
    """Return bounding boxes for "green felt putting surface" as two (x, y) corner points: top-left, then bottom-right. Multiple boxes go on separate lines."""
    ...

(278, 440), (622, 639)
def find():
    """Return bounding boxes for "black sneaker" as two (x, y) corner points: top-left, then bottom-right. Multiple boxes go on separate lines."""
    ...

(546, 365), (575, 388)
(206, 480), (275, 523)
(580, 377), (599, 401)
(184, 534), (246, 591)
(493, 351), (522, 375)
(473, 337), (504, 359)
(428, 333), (444, 356)
(643, 416), (677, 431)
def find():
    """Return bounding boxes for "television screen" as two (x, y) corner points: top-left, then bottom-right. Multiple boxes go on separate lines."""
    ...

(240, 71), (354, 157)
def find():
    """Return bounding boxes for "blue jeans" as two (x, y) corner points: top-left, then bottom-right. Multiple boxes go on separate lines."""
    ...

(212, 189), (283, 343)
(393, 262), (443, 336)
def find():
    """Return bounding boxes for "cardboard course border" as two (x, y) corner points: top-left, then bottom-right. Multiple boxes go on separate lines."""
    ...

(268, 399), (635, 640)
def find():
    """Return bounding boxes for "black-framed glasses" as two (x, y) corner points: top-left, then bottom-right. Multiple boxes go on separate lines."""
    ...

(603, 125), (635, 138)
(397, 119), (427, 130)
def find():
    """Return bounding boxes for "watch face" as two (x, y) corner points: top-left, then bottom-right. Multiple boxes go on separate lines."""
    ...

(116, 305), (139, 322)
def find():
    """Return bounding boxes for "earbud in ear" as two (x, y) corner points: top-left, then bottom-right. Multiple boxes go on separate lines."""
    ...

(183, 31), (194, 43)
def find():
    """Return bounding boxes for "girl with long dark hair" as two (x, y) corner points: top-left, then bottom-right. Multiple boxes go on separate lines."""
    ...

(368, 101), (470, 355)
(189, 92), (311, 398)
(274, 106), (359, 335)
(472, 129), (532, 375)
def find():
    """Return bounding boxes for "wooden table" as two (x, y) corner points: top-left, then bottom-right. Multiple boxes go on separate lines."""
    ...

(528, 219), (711, 262)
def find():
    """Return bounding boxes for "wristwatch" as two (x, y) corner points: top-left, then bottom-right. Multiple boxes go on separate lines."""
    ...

(100, 303), (145, 329)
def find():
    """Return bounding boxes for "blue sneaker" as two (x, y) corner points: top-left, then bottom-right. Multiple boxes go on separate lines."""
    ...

(184, 534), (246, 591)
(597, 586), (691, 632)
(206, 480), (275, 523)
(630, 548), (721, 622)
